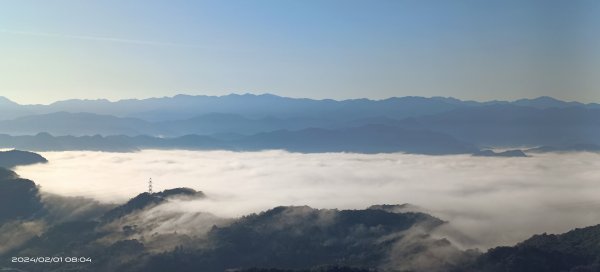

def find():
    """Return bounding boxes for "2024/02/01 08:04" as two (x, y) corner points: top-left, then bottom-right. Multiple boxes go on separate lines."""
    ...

(12, 256), (92, 263)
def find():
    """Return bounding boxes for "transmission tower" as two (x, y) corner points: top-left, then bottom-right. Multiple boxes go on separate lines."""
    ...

(148, 178), (153, 194)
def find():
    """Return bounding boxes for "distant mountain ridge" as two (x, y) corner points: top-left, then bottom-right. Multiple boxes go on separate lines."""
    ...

(1, 94), (599, 153)
(0, 124), (478, 155)
(1, 94), (598, 122)
(389, 105), (600, 147)
(512, 96), (599, 109)
(0, 112), (158, 136)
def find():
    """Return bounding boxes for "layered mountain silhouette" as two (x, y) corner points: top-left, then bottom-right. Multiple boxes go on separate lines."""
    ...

(0, 112), (158, 136)
(0, 94), (479, 121)
(0, 125), (477, 155)
(393, 105), (600, 147)
(0, 94), (598, 154)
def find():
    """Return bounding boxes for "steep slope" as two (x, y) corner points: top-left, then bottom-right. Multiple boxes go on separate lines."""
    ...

(141, 206), (455, 272)
(0, 168), (44, 223)
(466, 224), (600, 272)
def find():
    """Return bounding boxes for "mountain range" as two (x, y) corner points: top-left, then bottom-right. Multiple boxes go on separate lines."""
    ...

(2, 94), (599, 121)
(0, 125), (478, 155)
(0, 94), (599, 154)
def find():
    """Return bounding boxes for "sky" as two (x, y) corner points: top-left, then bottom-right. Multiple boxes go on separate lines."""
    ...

(0, 0), (599, 104)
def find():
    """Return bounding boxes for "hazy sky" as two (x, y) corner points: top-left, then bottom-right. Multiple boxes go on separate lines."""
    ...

(1, 0), (599, 104)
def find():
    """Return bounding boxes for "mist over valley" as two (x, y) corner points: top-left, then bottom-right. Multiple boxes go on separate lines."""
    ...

(14, 150), (600, 249)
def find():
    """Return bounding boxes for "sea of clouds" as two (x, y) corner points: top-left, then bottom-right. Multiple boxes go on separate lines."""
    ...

(15, 150), (600, 249)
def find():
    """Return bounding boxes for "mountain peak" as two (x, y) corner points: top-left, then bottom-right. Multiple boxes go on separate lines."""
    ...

(535, 95), (559, 100)
(513, 96), (580, 109)
(49, 98), (112, 107)
(101, 187), (205, 222)
(0, 96), (19, 107)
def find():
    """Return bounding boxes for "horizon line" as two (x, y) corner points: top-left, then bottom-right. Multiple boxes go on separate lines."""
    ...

(1, 93), (598, 106)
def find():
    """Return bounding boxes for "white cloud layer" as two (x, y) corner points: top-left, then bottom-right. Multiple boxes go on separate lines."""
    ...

(15, 150), (600, 249)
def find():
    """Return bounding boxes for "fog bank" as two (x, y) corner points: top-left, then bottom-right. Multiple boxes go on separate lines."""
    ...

(15, 150), (600, 249)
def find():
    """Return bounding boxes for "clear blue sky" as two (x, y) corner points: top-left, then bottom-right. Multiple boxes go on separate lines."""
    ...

(0, 0), (598, 104)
